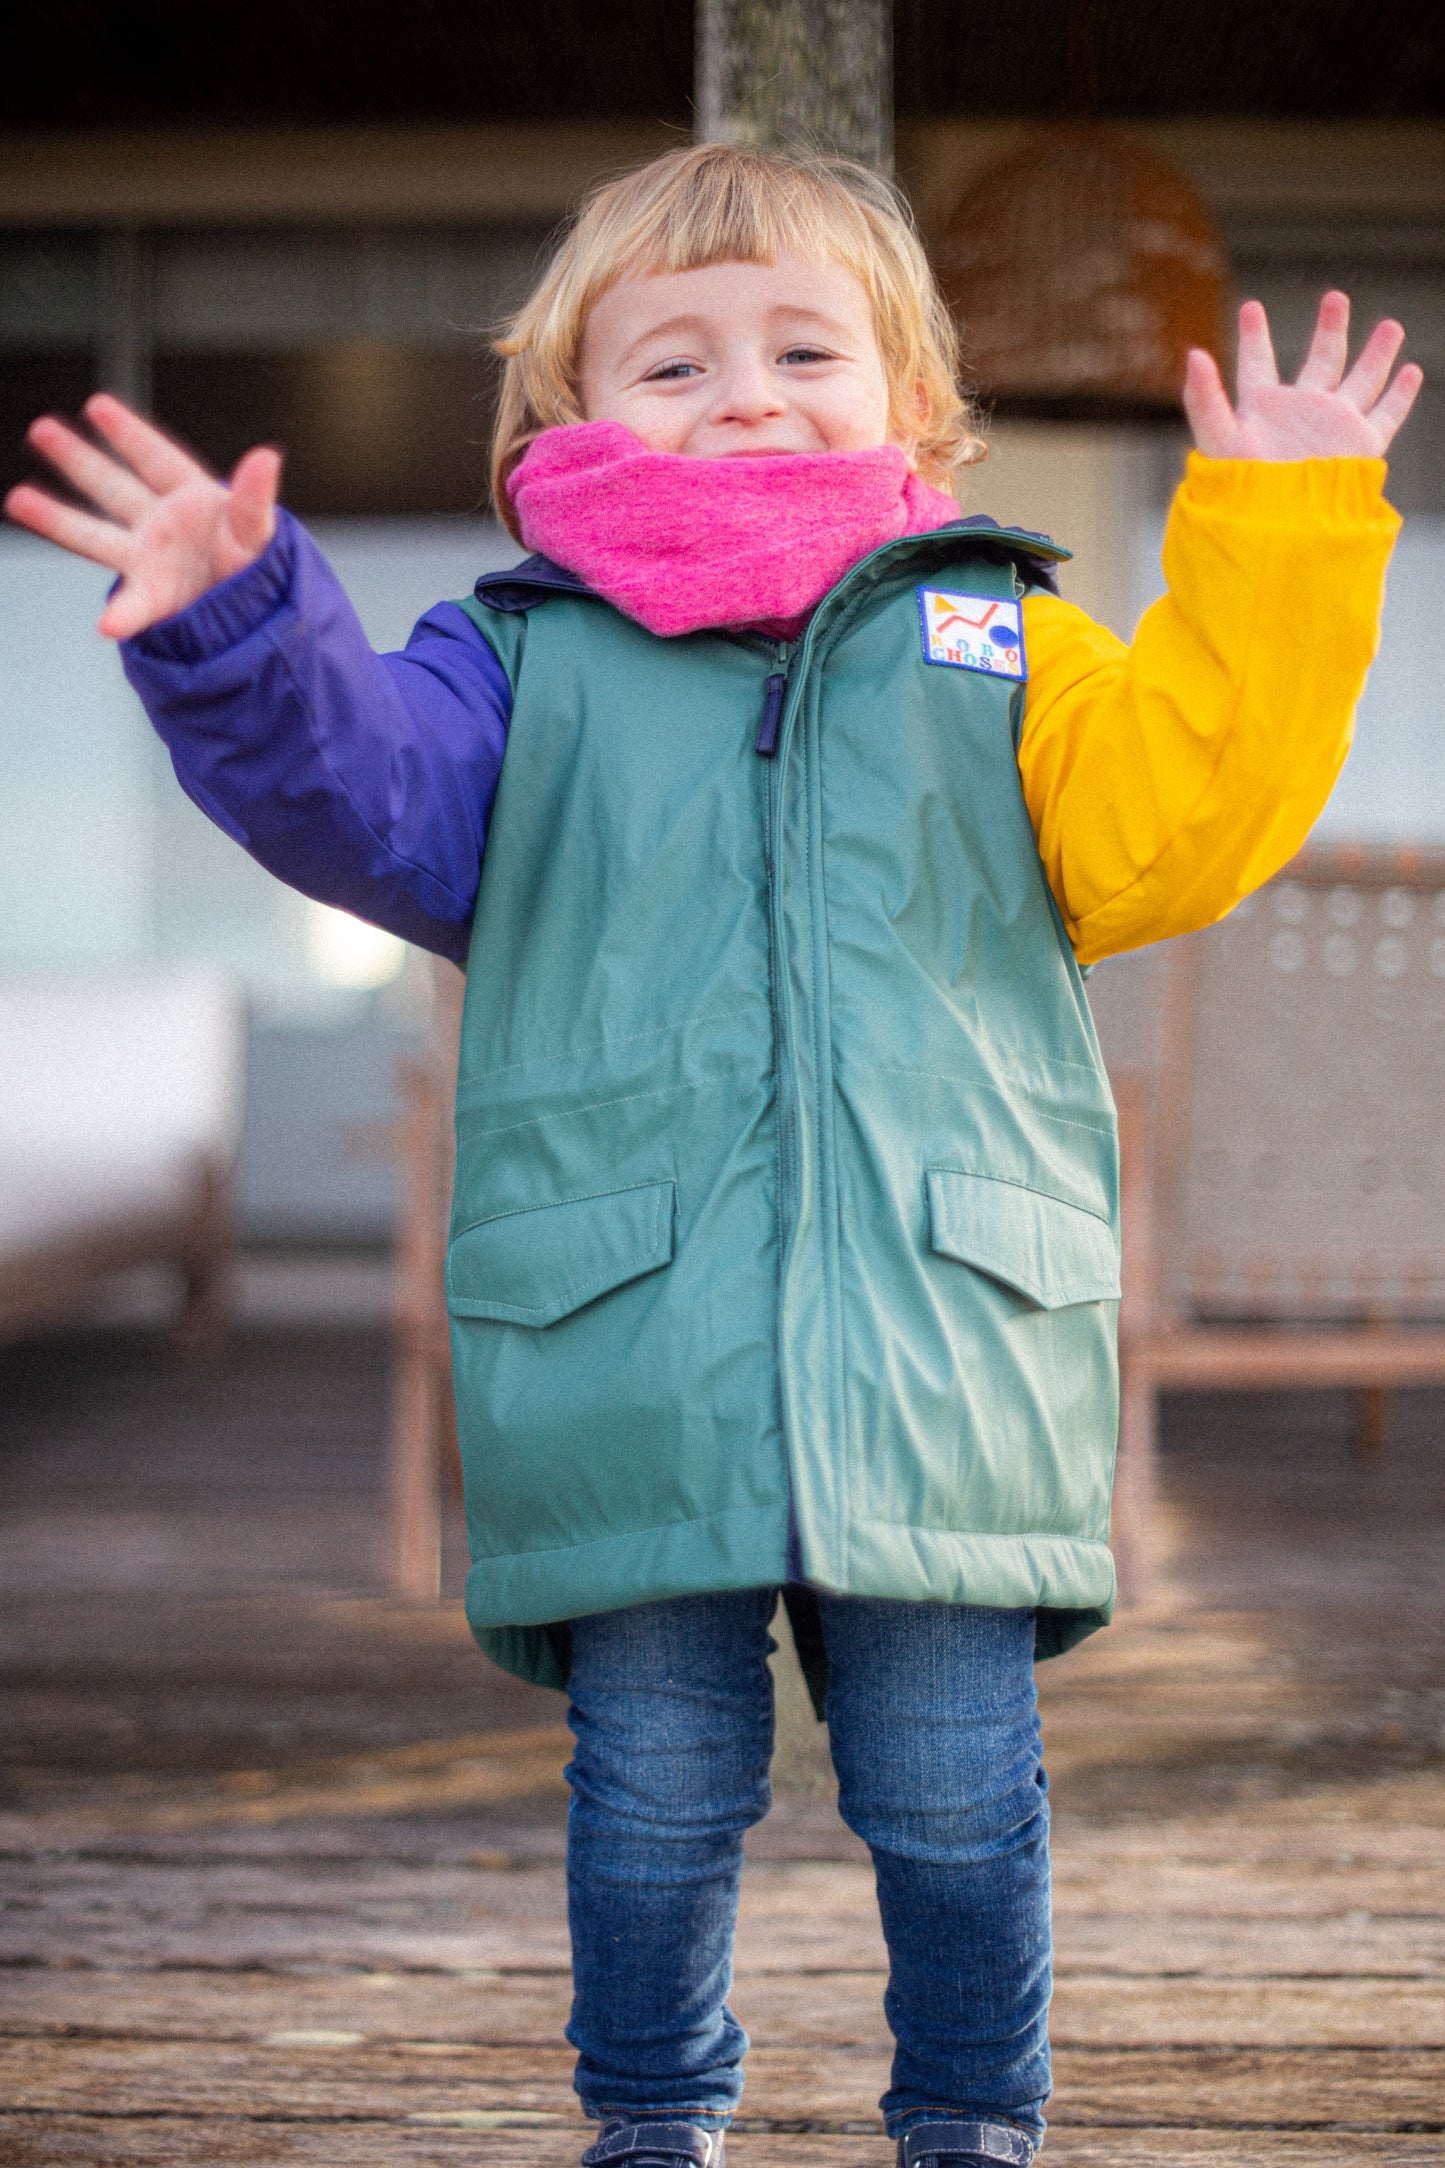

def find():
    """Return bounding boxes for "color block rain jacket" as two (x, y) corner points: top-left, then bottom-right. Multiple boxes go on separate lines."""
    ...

(123, 456), (1400, 1692)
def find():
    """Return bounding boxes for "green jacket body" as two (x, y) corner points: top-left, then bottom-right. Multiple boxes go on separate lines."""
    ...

(451, 526), (1120, 1693)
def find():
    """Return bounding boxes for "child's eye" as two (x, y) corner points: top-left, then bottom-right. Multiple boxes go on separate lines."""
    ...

(644, 360), (702, 382)
(780, 346), (835, 366)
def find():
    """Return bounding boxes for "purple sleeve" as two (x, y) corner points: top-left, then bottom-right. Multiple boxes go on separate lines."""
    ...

(120, 509), (513, 966)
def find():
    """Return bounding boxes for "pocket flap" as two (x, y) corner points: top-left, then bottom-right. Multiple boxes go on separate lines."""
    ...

(926, 1167), (1119, 1309)
(446, 1179), (675, 1327)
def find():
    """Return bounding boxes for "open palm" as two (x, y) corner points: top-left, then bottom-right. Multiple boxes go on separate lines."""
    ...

(3, 294), (1425, 638)
(1185, 292), (1421, 462)
(3, 395), (280, 640)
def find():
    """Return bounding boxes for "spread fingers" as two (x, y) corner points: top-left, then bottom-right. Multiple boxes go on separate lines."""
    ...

(26, 414), (154, 524)
(1368, 360), (1425, 450)
(3, 482), (133, 572)
(83, 393), (207, 494)
(1295, 289), (1352, 391)
(1339, 317), (1407, 413)
(1234, 299), (1281, 405)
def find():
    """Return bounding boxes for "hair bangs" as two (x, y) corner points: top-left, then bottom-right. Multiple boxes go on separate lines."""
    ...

(489, 144), (984, 538)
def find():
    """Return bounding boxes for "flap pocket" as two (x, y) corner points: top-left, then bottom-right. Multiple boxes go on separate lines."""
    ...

(926, 1167), (1119, 1309)
(446, 1179), (675, 1327)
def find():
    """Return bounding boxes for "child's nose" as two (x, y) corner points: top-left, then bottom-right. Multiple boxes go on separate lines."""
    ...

(712, 355), (787, 424)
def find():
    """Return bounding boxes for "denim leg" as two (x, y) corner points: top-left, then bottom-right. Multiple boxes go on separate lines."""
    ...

(565, 1589), (779, 2127)
(818, 1597), (1051, 2141)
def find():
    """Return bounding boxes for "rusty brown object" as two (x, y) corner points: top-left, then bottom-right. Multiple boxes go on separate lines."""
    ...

(383, 957), (465, 1599)
(935, 123), (1231, 417)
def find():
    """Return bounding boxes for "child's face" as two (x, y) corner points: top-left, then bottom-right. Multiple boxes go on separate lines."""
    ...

(578, 253), (906, 463)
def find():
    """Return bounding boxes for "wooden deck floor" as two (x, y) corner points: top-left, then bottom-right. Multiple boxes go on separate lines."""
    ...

(1, 1319), (1443, 2165)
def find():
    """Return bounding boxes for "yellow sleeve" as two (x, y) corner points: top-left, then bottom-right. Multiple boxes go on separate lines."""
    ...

(1018, 453), (1401, 967)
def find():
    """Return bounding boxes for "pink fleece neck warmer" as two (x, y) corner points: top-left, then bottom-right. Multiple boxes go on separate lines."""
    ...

(507, 419), (961, 639)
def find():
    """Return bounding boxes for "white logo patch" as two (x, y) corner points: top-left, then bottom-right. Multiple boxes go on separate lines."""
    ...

(919, 588), (1026, 680)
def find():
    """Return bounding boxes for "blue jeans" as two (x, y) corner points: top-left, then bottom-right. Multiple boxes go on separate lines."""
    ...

(564, 1590), (1051, 2140)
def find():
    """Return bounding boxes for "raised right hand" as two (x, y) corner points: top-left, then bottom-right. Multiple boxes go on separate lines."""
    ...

(3, 394), (281, 640)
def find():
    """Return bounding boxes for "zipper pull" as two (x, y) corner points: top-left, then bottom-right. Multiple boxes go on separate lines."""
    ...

(755, 671), (786, 757)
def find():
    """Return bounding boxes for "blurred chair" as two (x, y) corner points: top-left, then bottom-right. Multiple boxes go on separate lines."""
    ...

(1092, 846), (1445, 1600)
(384, 957), (464, 1597)
(0, 970), (244, 1351)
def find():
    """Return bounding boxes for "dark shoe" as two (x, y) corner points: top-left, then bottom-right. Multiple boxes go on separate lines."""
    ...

(897, 2123), (1036, 2168)
(583, 2123), (726, 2168)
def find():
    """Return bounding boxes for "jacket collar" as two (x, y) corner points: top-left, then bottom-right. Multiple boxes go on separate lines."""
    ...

(473, 518), (1068, 617)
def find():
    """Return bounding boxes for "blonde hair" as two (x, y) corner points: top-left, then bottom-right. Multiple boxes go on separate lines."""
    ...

(490, 142), (984, 538)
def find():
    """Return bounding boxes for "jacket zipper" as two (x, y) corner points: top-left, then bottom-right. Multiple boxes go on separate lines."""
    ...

(763, 639), (798, 1241)
(762, 640), (802, 1568)
(756, 643), (790, 756)
(757, 554), (962, 1574)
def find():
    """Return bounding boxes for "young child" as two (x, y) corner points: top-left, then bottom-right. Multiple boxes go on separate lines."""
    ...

(7, 145), (1416, 2168)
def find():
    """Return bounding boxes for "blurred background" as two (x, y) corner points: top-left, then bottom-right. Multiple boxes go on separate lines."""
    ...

(2, 1), (1444, 1246)
(3, 14), (1445, 2162)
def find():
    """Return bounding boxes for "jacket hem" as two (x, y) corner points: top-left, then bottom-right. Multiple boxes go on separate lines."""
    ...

(464, 1514), (1115, 1693)
(833, 1515), (1116, 1616)
(800, 1518), (1116, 1661)
(464, 1502), (792, 1639)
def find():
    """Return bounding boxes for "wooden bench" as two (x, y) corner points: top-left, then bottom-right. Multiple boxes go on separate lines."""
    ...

(1092, 845), (1445, 1599)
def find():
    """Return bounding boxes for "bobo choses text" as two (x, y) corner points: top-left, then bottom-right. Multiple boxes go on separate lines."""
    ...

(446, 522), (1120, 1697)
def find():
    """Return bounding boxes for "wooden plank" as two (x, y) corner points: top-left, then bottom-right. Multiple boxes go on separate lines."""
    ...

(2, 1838), (1439, 1976)
(5, 1809), (1439, 1868)
(0, 1852), (568, 1918)
(0, 2035), (583, 2117)
(1045, 2144), (1445, 2168)
(4, 1911), (1440, 1979)
(1052, 1925), (1445, 1985)
(1043, 1721), (1444, 1790)
(3, 2037), (1443, 2131)
(1049, 2044), (1445, 2128)
(740, 1853), (1445, 1918)
(1054, 1824), (1445, 1866)
(0, 2127), (1439, 2168)
(0, 1729), (573, 1837)
(1046, 1656), (1308, 1699)
(0, 1854), (573, 1973)
(0, 2121), (585, 2167)
(0, 1921), (571, 1973)
(4, 1849), (1439, 1931)
(2, 1965), (1443, 2050)
(6, 1745), (1443, 1856)
(0, 1968), (580, 2046)
(1051, 1974), (1445, 2048)
(1050, 1916), (1445, 1975)
(733, 1974), (1445, 2051)
(1053, 1854), (1445, 1911)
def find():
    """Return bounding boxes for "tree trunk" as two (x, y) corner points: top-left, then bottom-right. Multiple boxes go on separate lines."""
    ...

(695, 0), (893, 175)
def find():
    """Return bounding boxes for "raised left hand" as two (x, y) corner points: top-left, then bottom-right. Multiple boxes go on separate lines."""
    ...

(4, 394), (281, 639)
(1183, 292), (1422, 462)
